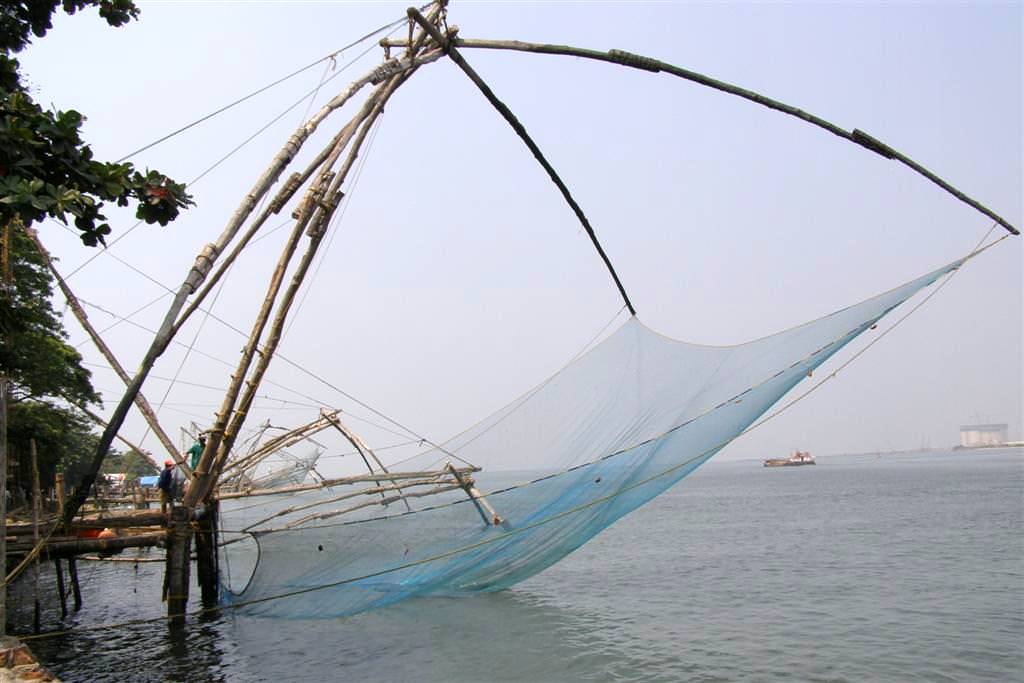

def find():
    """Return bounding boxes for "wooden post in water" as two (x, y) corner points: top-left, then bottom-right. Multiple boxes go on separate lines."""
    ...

(30, 440), (41, 633)
(54, 473), (65, 514)
(195, 501), (219, 608)
(53, 559), (67, 619)
(164, 506), (191, 623)
(67, 558), (82, 611)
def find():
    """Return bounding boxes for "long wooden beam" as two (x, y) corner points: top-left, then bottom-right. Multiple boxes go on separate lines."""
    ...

(217, 465), (479, 500)
(439, 37), (1018, 236)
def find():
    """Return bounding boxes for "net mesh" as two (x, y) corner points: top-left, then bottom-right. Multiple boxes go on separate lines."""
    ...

(221, 258), (963, 617)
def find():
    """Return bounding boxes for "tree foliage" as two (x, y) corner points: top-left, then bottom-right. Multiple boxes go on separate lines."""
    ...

(1, 223), (101, 496)
(0, 0), (193, 246)
(5, 401), (98, 503)
(0, 225), (96, 404)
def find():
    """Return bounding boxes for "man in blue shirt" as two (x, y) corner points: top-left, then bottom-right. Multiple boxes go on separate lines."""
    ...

(157, 460), (175, 516)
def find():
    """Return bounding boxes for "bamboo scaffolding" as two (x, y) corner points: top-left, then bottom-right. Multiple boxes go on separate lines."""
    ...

(217, 466), (479, 500)
(186, 86), (393, 504)
(283, 482), (464, 529)
(219, 409), (340, 479)
(324, 412), (412, 511)
(403, 34), (1020, 237)
(242, 475), (456, 532)
(45, 7), (445, 551)
(188, 44), (445, 508)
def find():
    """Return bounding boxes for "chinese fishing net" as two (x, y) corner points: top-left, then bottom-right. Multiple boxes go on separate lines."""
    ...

(220, 257), (963, 617)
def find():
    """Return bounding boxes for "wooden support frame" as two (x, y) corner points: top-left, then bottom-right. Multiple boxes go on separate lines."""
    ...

(445, 462), (503, 526)
(323, 412), (413, 511)
(219, 409), (340, 481)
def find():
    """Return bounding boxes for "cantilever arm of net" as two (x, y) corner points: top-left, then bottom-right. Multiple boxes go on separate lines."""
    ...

(447, 38), (1018, 237)
(407, 8), (638, 315)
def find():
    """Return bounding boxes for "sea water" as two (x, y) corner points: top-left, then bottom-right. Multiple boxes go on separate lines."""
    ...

(10, 448), (1023, 682)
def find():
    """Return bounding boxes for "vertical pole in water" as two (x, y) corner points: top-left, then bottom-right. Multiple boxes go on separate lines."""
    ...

(165, 506), (191, 623)
(54, 559), (67, 619)
(0, 376), (7, 636)
(30, 439), (41, 633)
(67, 558), (82, 611)
(55, 473), (65, 513)
(195, 500), (219, 608)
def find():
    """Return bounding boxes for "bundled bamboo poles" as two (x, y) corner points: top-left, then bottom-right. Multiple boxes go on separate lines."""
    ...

(323, 411), (412, 511)
(185, 6), (448, 510)
(46, 4), (446, 538)
(243, 473), (461, 531)
(218, 409), (340, 484)
(9, 4), (451, 598)
(216, 466), (479, 501)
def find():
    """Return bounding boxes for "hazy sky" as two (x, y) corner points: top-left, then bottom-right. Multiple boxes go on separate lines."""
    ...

(17, 1), (1022, 472)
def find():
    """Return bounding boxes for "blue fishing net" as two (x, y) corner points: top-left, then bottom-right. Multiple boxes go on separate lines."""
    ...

(221, 258), (962, 617)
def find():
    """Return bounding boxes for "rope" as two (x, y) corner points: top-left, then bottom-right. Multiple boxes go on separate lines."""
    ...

(113, 10), (420, 162)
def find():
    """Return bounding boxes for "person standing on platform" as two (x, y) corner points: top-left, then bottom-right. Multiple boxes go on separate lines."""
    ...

(158, 460), (176, 516)
(187, 434), (207, 472)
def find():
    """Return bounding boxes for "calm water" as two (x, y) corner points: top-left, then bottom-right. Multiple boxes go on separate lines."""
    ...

(10, 448), (1023, 682)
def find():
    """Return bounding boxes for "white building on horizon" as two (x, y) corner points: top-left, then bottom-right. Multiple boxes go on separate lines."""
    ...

(959, 424), (1008, 448)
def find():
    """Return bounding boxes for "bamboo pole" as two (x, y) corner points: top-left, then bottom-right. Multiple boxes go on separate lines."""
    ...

(68, 557), (82, 611)
(170, 47), (448, 338)
(31, 532), (165, 561)
(30, 440), (41, 633)
(325, 415), (391, 506)
(54, 558), (67, 619)
(80, 399), (166, 470)
(185, 100), (383, 505)
(48, 29), (445, 548)
(408, 9), (637, 315)
(219, 409), (340, 479)
(438, 36), (1019, 237)
(54, 473), (65, 515)
(446, 462), (503, 525)
(242, 475), (455, 531)
(189, 50), (441, 508)
(284, 482), (464, 528)
(27, 230), (180, 470)
(217, 466), (479, 500)
(323, 412), (413, 511)
(194, 499), (219, 607)
(164, 507), (190, 622)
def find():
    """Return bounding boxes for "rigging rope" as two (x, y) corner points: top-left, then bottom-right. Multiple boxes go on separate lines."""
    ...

(113, 9), (424, 162)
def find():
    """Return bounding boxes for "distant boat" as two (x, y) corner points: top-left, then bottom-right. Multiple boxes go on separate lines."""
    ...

(764, 450), (816, 467)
